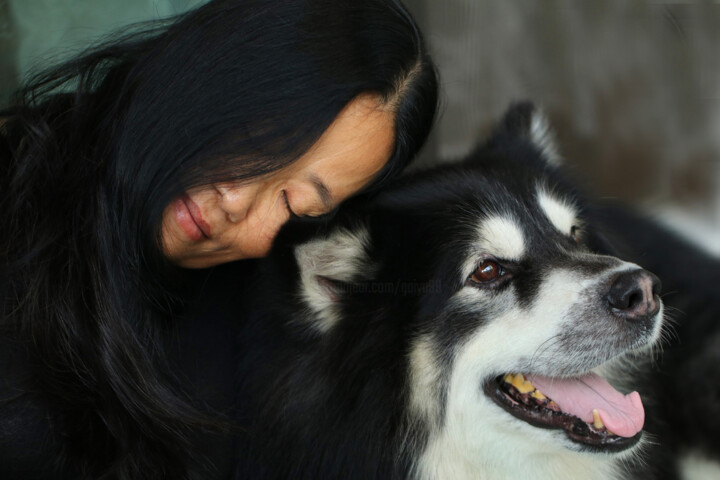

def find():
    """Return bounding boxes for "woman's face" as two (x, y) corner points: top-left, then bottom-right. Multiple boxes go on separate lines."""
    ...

(161, 95), (396, 268)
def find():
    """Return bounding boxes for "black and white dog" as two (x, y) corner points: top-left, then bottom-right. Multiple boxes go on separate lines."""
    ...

(208, 103), (720, 479)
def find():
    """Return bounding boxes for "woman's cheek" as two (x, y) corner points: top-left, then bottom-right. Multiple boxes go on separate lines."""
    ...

(240, 198), (291, 257)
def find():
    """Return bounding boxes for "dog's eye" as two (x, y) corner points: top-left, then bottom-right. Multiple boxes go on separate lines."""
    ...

(471, 260), (503, 283)
(570, 225), (580, 242)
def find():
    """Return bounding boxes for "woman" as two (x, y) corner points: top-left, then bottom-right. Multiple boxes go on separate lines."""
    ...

(0, 0), (438, 478)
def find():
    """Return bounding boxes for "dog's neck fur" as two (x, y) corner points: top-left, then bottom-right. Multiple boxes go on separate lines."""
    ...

(414, 435), (622, 480)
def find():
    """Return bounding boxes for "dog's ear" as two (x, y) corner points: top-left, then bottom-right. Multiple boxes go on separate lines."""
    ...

(294, 226), (374, 332)
(494, 101), (561, 165)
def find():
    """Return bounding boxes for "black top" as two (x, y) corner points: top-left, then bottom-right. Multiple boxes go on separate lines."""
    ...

(0, 263), (247, 479)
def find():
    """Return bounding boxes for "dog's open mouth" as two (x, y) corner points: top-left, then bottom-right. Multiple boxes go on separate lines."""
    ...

(483, 372), (644, 452)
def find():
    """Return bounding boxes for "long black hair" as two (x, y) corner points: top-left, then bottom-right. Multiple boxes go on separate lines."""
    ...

(0, 0), (438, 478)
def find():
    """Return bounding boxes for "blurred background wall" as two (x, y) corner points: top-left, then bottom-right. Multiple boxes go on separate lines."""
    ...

(0, 0), (206, 100)
(1, 0), (719, 254)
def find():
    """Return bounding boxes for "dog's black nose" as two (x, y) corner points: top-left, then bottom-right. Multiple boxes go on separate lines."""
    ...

(607, 269), (661, 319)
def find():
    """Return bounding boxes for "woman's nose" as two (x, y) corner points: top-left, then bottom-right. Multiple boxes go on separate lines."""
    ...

(215, 183), (253, 223)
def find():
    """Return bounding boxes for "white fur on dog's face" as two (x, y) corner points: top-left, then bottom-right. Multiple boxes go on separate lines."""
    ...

(411, 191), (663, 480)
(537, 185), (579, 237)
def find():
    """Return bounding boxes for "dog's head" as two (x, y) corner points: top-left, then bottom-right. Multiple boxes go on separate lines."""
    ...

(271, 102), (664, 476)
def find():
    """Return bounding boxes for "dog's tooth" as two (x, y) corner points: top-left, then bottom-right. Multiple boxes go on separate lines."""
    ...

(531, 390), (546, 400)
(547, 400), (560, 412)
(510, 373), (535, 394)
(592, 409), (604, 430)
(503, 374), (515, 384)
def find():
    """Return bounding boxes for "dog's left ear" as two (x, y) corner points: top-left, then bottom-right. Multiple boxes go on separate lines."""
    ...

(494, 101), (561, 166)
(294, 226), (374, 333)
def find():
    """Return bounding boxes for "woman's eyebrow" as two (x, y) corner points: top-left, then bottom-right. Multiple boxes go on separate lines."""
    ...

(309, 173), (334, 209)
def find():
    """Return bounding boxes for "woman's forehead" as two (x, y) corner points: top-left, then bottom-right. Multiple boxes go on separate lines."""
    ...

(284, 94), (395, 198)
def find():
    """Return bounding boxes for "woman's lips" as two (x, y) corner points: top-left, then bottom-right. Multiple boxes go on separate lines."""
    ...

(173, 194), (211, 241)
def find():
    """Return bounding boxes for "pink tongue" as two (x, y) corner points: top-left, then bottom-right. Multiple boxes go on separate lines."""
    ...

(526, 373), (644, 438)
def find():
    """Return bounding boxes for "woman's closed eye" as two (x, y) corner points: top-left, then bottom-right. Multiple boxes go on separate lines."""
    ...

(281, 190), (300, 218)
(282, 189), (333, 219)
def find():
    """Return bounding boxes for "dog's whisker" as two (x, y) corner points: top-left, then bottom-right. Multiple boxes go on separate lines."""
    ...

(528, 334), (563, 369)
